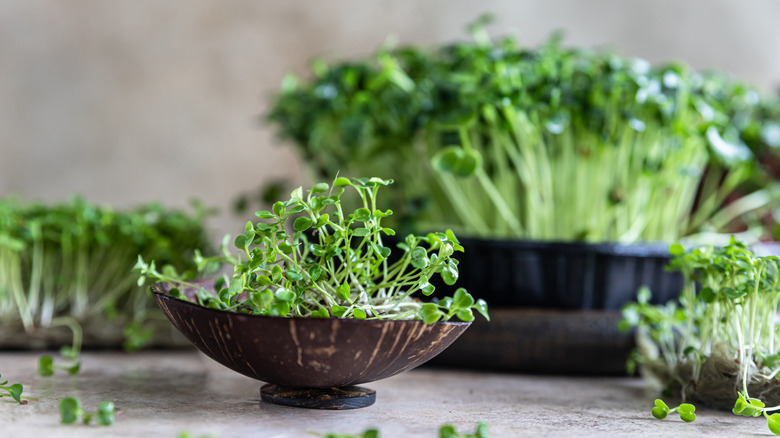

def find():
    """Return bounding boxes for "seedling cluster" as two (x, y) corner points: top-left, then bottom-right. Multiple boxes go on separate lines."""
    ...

(137, 177), (488, 324)
(623, 238), (780, 434)
(0, 373), (24, 403)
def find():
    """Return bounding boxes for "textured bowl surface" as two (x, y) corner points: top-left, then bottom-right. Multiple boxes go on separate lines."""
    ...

(151, 283), (471, 388)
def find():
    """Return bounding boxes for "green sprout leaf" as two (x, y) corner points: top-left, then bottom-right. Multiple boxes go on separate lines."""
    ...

(38, 355), (54, 377)
(767, 413), (780, 435)
(97, 401), (116, 426)
(59, 397), (81, 424)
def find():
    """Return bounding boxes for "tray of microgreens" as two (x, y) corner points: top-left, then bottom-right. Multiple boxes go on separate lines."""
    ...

(0, 196), (212, 353)
(267, 15), (780, 244)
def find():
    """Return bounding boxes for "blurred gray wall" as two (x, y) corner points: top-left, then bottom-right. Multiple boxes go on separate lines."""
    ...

(2, 0), (779, 237)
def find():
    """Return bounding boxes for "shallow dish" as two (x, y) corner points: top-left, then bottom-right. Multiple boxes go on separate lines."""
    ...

(151, 282), (470, 408)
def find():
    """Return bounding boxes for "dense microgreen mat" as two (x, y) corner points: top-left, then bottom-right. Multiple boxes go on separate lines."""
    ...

(0, 196), (213, 356)
(268, 16), (780, 242)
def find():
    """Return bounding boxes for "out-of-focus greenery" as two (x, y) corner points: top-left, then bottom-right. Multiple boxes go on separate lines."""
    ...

(267, 17), (780, 243)
(0, 196), (213, 350)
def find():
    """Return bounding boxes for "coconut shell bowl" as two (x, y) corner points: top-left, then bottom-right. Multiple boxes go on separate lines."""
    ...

(151, 282), (471, 409)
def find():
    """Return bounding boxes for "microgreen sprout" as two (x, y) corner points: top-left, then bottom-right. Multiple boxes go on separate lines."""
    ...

(309, 430), (379, 438)
(438, 422), (490, 438)
(38, 354), (81, 377)
(623, 238), (780, 435)
(651, 399), (696, 422)
(58, 396), (115, 426)
(136, 177), (488, 323)
(0, 373), (24, 403)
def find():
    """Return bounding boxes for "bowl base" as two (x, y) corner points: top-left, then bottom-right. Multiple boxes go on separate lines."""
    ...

(260, 384), (376, 409)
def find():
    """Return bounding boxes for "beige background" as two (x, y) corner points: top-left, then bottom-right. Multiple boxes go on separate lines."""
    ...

(2, 0), (779, 238)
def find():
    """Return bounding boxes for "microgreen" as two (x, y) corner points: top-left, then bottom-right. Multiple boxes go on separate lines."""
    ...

(0, 373), (24, 403)
(0, 196), (212, 352)
(623, 238), (780, 434)
(136, 177), (488, 323)
(651, 399), (696, 423)
(268, 16), (780, 242)
(309, 423), (489, 438)
(58, 396), (115, 426)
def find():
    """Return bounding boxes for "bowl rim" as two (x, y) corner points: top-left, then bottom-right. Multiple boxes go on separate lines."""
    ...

(150, 282), (473, 327)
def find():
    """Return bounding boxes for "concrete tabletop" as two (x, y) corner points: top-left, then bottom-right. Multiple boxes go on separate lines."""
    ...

(0, 351), (766, 437)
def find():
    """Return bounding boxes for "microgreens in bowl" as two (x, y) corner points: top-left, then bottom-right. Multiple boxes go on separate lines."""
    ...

(622, 238), (780, 434)
(136, 177), (488, 323)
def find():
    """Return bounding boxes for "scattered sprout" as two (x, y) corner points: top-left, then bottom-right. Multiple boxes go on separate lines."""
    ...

(58, 396), (115, 426)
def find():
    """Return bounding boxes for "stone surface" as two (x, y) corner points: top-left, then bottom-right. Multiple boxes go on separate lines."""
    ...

(0, 351), (770, 437)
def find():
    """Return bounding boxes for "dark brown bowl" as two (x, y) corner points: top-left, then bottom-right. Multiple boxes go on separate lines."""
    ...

(151, 282), (471, 388)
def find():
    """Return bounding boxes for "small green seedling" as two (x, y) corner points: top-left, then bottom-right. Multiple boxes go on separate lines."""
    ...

(59, 397), (115, 426)
(38, 355), (81, 377)
(309, 430), (379, 438)
(651, 399), (696, 422)
(0, 374), (24, 403)
(439, 422), (490, 438)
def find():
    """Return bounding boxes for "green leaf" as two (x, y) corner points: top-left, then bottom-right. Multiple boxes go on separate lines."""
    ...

(651, 406), (668, 420)
(308, 265), (322, 282)
(475, 422), (489, 438)
(431, 146), (482, 177)
(272, 201), (285, 217)
(311, 308), (330, 318)
(255, 210), (275, 219)
(679, 411), (696, 423)
(251, 290), (274, 309)
(336, 283), (351, 301)
(354, 208), (372, 222)
(411, 247), (429, 269)
(452, 288), (475, 309)
(278, 242), (294, 254)
(352, 227), (370, 237)
(669, 242), (686, 256)
(59, 397), (81, 424)
(767, 413), (780, 435)
(419, 281), (435, 296)
(475, 299), (490, 321)
(334, 177), (351, 187)
(7, 383), (22, 403)
(362, 429), (380, 438)
(420, 303), (444, 324)
(293, 216), (313, 231)
(38, 355), (54, 377)
(97, 401), (115, 426)
(311, 182), (329, 193)
(677, 403), (695, 414)
(353, 308), (367, 320)
(441, 264), (459, 285)
(332, 305), (348, 317)
(438, 424), (458, 438)
(286, 270), (303, 282)
(66, 362), (81, 375)
(456, 308), (474, 322)
(275, 287), (295, 302)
